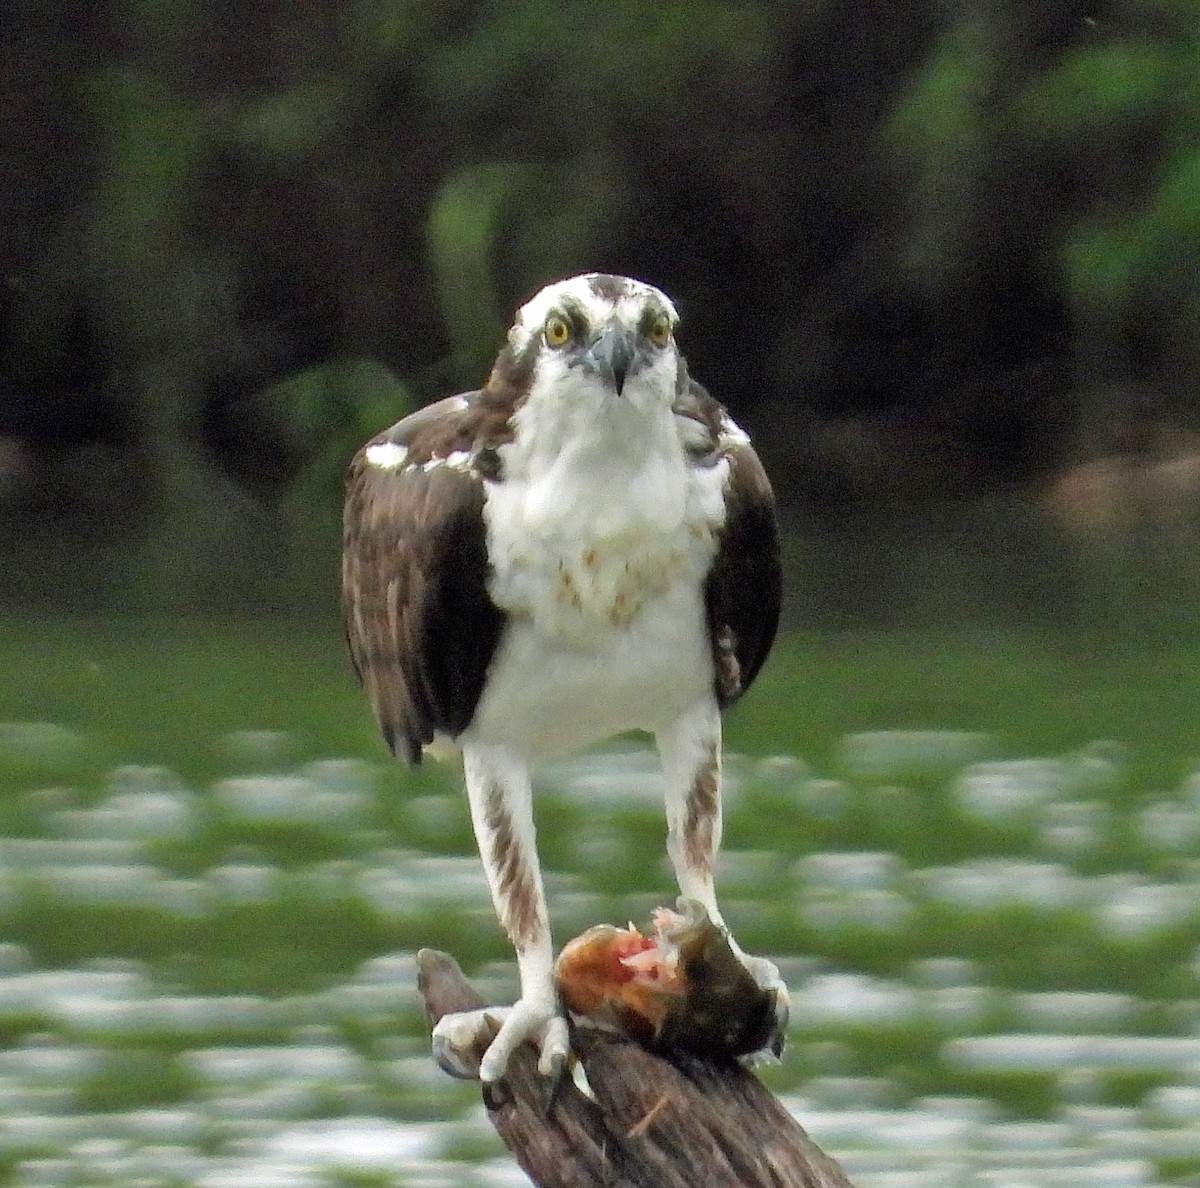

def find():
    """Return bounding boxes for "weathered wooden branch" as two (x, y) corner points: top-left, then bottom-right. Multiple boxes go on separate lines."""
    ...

(417, 949), (856, 1188)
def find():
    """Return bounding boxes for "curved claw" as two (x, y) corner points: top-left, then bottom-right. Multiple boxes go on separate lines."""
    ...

(431, 1007), (506, 1080)
(769, 984), (790, 1056)
(537, 1014), (571, 1078)
(741, 985), (789, 1065)
(730, 946), (790, 1062)
(430, 1000), (569, 1085)
(757, 973), (790, 1062)
(479, 994), (567, 1084)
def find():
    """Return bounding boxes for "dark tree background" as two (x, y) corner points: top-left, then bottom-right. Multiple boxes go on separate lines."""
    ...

(2, 0), (1198, 624)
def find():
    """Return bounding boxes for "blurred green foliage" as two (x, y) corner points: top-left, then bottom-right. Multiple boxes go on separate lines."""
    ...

(3, 1), (1200, 615)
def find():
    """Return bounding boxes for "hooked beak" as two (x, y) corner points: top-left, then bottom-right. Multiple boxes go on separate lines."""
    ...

(585, 324), (637, 395)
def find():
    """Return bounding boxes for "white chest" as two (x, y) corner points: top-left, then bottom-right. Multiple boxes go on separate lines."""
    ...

(469, 425), (730, 757)
(482, 443), (725, 647)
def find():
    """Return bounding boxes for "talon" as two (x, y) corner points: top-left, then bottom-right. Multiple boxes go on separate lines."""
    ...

(476, 995), (569, 1085)
(543, 1051), (574, 1119)
(733, 950), (789, 1061)
(741, 984), (789, 1067)
(431, 1007), (507, 1080)
(429, 1002), (569, 1083)
(769, 985), (790, 1057)
(482, 1078), (513, 1111)
(432, 1030), (478, 1081)
(537, 1015), (570, 1078)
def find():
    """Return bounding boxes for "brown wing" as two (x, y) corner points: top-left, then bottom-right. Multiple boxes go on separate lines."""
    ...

(342, 395), (505, 765)
(677, 381), (782, 709)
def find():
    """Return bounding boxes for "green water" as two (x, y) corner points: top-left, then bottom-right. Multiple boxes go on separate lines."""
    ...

(13, 617), (1200, 785)
(0, 618), (1198, 1185)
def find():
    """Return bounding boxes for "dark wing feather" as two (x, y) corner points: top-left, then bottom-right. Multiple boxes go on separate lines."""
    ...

(707, 442), (781, 708)
(677, 382), (781, 709)
(342, 396), (504, 765)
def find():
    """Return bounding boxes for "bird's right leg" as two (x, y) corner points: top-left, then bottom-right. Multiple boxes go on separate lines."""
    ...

(430, 742), (569, 1084)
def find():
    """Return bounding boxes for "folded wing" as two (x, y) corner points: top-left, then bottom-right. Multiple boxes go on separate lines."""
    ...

(675, 381), (782, 708)
(342, 395), (504, 764)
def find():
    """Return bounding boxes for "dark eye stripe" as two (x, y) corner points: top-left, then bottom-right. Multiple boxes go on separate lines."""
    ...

(557, 299), (590, 342)
(638, 307), (673, 340)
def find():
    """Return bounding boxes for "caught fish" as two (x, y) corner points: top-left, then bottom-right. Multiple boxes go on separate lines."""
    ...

(555, 899), (786, 1060)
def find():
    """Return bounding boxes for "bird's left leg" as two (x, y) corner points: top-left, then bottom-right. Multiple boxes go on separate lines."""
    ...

(656, 697), (789, 1047)
(431, 742), (569, 1084)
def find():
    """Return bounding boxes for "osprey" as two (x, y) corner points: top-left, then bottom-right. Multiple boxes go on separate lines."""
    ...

(343, 273), (783, 1083)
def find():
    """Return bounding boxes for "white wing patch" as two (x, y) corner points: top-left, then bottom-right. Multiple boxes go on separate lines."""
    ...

(365, 442), (408, 470)
(366, 440), (475, 476)
(422, 450), (473, 473)
(717, 414), (750, 450)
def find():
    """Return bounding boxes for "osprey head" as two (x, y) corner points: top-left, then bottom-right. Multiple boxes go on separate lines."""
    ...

(500, 273), (683, 409)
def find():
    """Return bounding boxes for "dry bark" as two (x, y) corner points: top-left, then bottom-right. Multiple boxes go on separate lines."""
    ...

(417, 948), (857, 1188)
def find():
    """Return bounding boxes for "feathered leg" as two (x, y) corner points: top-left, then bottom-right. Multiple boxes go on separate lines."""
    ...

(657, 697), (727, 924)
(431, 742), (568, 1084)
(656, 697), (789, 1049)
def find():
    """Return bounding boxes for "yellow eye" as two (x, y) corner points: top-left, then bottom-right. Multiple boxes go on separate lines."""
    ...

(544, 314), (571, 348)
(649, 314), (672, 348)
